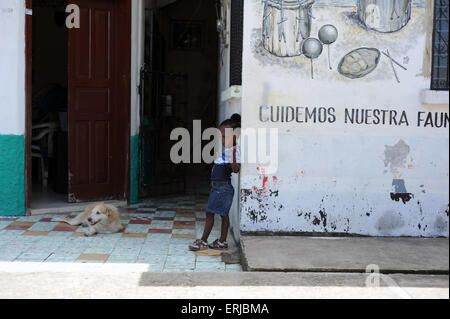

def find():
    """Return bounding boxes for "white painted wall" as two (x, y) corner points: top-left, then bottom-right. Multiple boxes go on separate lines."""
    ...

(131, 0), (146, 137)
(0, 0), (25, 135)
(217, 0), (243, 242)
(240, 0), (449, 237)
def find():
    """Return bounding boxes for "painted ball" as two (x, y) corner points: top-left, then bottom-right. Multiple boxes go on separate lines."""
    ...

(318, 24), (338, 45)
(302, 38), (323, 59)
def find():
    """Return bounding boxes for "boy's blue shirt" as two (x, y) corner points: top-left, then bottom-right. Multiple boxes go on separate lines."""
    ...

(211, 146), (241, 182)
(214, 146), (241, 164)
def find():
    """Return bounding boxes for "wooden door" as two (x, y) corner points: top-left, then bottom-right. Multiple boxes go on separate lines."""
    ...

(68, 0), (131, 202)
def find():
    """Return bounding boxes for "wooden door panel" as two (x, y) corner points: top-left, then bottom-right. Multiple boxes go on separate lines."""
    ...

(74, 88), (110, 114)
(93, 10), (111, 80)
(73, 121), (90, 185)
(68, 0), (128, 202)
(93, 121), (109, 184)
(73, 7), (91, 80)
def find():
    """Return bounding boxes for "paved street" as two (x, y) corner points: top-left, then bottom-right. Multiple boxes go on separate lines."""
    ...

(0, 269), (447, 299)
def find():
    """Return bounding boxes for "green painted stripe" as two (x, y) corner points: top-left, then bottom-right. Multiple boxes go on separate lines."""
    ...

(0, 135), (25, 216)
(130, 135), (140, 204)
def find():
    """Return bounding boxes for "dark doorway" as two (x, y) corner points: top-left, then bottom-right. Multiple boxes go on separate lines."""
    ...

(140, 0), (219, 198)
(29, 0), (69, 209)
(27, 0), (131, 210)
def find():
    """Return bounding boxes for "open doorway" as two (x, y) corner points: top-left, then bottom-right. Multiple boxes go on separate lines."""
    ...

(140, 0), (220, 198)
(29, 0), (69, 210)
(27, 0), (131, 212)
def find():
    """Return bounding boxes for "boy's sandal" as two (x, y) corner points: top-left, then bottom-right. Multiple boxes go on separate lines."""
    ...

(189, 239), (208, 251)
(209, 239), (228, 250)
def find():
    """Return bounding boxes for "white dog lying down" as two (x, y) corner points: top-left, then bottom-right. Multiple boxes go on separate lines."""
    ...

(55, 203), (123, 236)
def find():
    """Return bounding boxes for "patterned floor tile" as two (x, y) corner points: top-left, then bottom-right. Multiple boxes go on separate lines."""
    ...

(148, 229), (172, 235)
(11, 221), (35, 227)
(196, 255), (223, 263)
(45, 253), (80, 263)
(116, 237), (145, 245)
(171, 233), (196, 239)
(53, 224), (80, 232)
(169, 240), (192, 247)
(0, 221), (13, 229)
(140, 247), (169, 256)
(22, 231), (50, 237)
(5, 225), (31, 231)
(154, 211), (176, 218)
(145, 264), (165, 272)
(124, 224), (150, 233)
(136, 207), (156, 213)
(173, 224), (195, 230)
(47, 231), (75, 237)
(122, 233), (147, 238)
(136, 254), (166, 263)
(16, 216), (43, 222)
(106, 255), (138, 263)
(0, 217), (18, 221)
(29, 222), (58, 231)
(119, 208), (138, 213)
(0, 230), (25, 236)
(83, 247), (114, 255)
(163, 268), (194, 272)
(195, 261), (226, 272)
(129, 219), (152, 225)
(15, 252), (52, 262)
(0, 195), (241, 272)
(174, 217), (196, 222)
(168, 247), (197, 257)
(111, 247), (142, 256)
(77, 253), (110, 261)
(0, 252), (22, 261)
(144, 242), (170, 249)
(172, 229), (196, 236)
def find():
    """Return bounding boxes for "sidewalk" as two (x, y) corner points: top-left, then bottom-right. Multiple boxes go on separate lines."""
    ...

(0, 195), (242, 273)
(241, 236), (449, 274)
(0, 271), (447, 298)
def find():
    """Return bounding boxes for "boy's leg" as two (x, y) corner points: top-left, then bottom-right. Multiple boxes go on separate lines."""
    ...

(219, 215), (230, 243)
(201, 212), (215, 242)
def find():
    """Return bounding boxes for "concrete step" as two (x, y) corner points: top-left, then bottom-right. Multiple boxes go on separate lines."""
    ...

(241, 236), (449, 274)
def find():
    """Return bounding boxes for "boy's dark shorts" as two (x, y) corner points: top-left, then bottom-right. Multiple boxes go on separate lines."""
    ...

(206, 182), (234, 216)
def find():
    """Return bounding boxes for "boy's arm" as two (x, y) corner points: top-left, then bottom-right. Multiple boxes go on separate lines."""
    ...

(231, 146), (240, 173)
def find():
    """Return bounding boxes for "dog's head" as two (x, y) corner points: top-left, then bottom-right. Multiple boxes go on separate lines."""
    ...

(87, 204), (114, 226)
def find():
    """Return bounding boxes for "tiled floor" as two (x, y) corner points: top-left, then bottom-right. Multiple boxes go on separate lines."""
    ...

(0, 195), (242, 272)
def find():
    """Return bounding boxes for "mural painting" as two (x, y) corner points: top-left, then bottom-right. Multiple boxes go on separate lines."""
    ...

(253, 0), (424, 81)
(241, 0), (449, 237)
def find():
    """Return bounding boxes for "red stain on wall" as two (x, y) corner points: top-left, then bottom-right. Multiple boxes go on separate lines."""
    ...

(253, 169), (279, 195)
(262, 176), (269, 190)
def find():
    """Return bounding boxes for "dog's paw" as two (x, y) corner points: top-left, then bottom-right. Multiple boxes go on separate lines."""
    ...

(84, 231), (96, 237)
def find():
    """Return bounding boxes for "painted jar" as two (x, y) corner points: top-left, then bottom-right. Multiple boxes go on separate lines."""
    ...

(357, 0), (412, 33)
(263, 0), (315, 57)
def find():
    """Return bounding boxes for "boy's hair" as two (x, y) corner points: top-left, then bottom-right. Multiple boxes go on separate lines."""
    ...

(219, 113), (241, 129)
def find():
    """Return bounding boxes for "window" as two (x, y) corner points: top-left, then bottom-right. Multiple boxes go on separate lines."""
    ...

(230, 0), (243, 86)
(431, 0), (449, 90)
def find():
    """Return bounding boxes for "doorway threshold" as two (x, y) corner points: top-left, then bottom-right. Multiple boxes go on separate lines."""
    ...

(28, 200), (128, 216)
